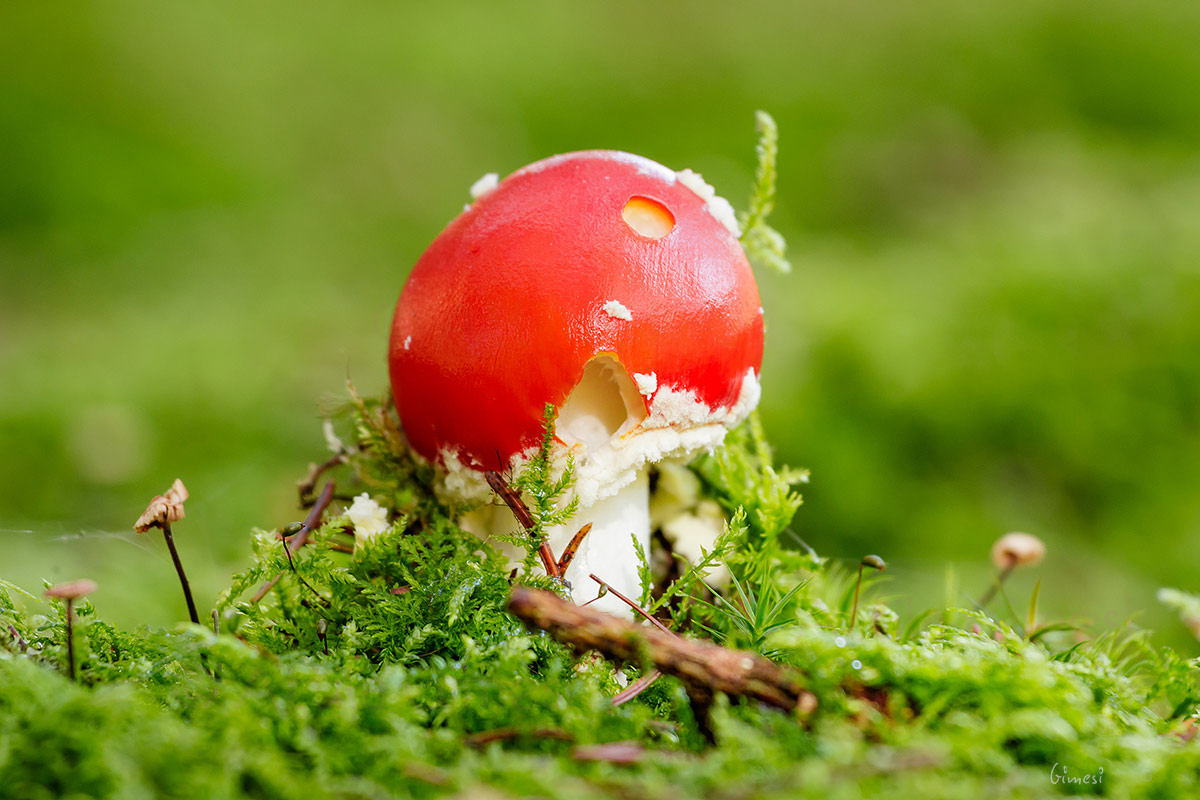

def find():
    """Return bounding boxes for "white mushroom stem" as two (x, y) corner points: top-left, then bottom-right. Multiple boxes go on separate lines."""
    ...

(458, 472), (652, 619)
(546, 468), (651, 615)
(453, 361), (761, 619)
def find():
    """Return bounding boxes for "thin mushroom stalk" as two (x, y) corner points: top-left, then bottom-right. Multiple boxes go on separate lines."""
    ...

(977, 562), (1017, 609)
(65, 599), (77, 681)
(45, 580), (97, 683)
(161, 520), (200, 625)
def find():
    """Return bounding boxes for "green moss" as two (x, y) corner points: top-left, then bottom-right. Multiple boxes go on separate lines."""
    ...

(3, 397), (1199, 799)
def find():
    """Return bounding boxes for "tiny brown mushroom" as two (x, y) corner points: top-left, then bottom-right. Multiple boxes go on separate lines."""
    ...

(133, 478), (188, 533)
(990, 532), (1046, 569)
(44, 579), (97, 600)
(979, 532), (1047, 609)
(45, 579), (96, 682)
(134, 479), (199, 624)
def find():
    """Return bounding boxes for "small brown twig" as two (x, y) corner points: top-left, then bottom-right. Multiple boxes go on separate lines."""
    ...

(250, 481), (336, 604)
(285, 480), (337, 556)
(556, 523), (593, 573)
(589, 574), (674, 636)
(571, 741), (647, 764)
(7, 623), (27, 653)
(465, 727), (574, 748)
(249, 574), (281, 606)
(612, 669), (662, 706)
(586, 572), (674, 707)
(507, 587), (817, 715)
(485, 470), (560, 580)
(400, 762), (450, 787)
(298, 452), (349, 507)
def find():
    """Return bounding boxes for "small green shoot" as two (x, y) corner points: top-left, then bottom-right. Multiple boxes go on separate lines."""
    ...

(631, 533), (653, 609)
(693, 550), (810, 658)
(1025, 578), (1041, 639)
(1159, 587), (1200, 641)
(739, 110), (791, 274)
(848, 555), (887, 633)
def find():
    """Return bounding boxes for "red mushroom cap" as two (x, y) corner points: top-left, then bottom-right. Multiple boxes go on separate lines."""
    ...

(389, 151), (764, 489)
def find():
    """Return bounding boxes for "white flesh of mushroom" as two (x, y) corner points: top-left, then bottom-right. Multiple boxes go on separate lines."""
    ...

(450, 358), (760, 617)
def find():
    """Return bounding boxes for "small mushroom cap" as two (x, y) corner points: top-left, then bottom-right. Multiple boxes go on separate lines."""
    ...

(45, 579), (98, 600)
(990, 532), (1046, 569)
(134, 478), (189, 533)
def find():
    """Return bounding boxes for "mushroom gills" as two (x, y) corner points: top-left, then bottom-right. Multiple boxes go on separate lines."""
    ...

(552, 355), (653, 613)
(557, 355), (646, 449)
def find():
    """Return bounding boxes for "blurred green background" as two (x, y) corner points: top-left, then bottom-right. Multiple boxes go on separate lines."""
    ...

(2, 0), (1198, 642)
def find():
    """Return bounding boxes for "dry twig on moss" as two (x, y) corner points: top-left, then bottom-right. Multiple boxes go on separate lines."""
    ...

(298, 452), (349, 507)
(485, 470), (562, 580)
(507, 586), (817, 715)
(250, 480), (337, 604)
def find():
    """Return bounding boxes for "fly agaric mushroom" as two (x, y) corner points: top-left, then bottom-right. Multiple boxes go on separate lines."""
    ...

(389, 151), (763, 614)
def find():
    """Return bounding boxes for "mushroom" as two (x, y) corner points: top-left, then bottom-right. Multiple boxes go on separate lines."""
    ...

(45, 579), (97, 682)
(989, 531), (1046, 570)
(979, 531), (1046, 608)
(389, 151), (763, 614)
(134, 479), (200, 625)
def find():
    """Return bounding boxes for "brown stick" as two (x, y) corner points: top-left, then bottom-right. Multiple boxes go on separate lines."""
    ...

(484, 471), (534, 528)
(507, 587), (816, 714)
(250, 481), (336, 604)
(589, 574), (674, 636)
(556, 523), (593, 573)
(612, 669), (662, 706)
(582, 570), (671, 707)
(298, 453), (348, 506)
(485, 471), (560, 579)
(8, 623), (27, 653)
(465, 727), (574, 748)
